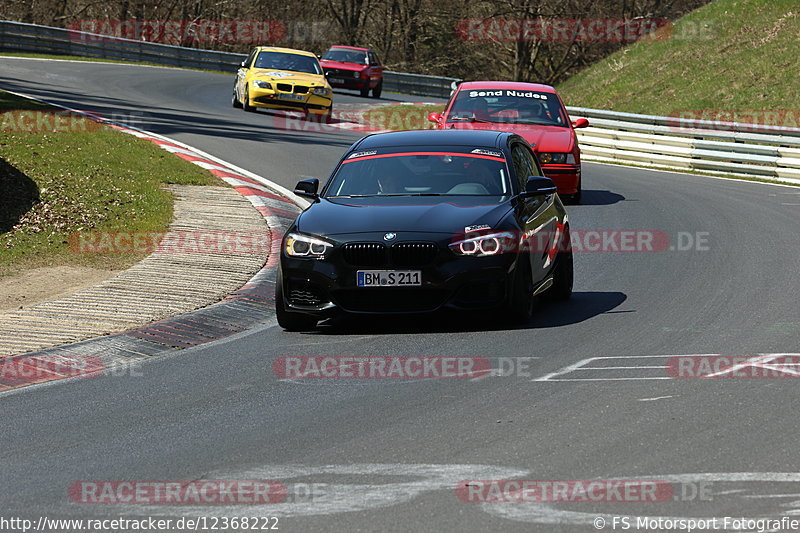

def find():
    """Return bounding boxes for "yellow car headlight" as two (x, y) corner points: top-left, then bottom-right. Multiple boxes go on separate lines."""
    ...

(253, 81), (272, 89)
(312, 87), (330, 96)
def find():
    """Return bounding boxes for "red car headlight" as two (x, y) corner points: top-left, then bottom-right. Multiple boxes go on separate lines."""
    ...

(539, 153), (576, 165)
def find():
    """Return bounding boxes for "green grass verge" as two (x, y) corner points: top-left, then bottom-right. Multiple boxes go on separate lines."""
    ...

(0, 90), (223, 278)
(360, 104), (445, 131)
(557, 0), (800, 116)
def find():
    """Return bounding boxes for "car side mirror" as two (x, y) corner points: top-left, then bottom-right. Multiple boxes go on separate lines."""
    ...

(572, 118), (590, 129)
(240, 61), (247, 68)
(294, 178), (319, 200)
(523, 176), (557, 197)
(427, 112), (442, 124)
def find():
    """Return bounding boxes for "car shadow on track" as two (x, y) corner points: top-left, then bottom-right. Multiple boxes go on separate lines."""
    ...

(531, 291), (627, 328)
(574, 190), (626, 206)
(305, 291), (627, 335)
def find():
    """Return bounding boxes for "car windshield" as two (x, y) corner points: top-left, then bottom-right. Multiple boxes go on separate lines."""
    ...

(322, 48), (368, 65)
(325, 148), (511, 198)
(253, 52), (322, 74)
(447, 89), (568, 127)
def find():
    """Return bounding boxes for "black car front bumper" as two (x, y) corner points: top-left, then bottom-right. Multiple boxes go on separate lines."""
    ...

(279, 236), (519, 316)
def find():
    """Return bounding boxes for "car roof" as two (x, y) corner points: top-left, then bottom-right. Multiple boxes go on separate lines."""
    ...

(327, 45), (370, 52)
(254, 46), (317, 58)
(354, 129), (510, 149)
(458, 80), (557, 93)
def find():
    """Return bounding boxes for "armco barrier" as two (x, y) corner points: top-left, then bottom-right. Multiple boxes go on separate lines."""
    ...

(566, 106), (800, 183)
(3, 19), (798, 182)
(0, 20), (458, 98)
(0, 20), (246, 71)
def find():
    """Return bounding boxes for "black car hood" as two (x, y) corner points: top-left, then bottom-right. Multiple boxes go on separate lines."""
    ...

(297, 197), (513, 236)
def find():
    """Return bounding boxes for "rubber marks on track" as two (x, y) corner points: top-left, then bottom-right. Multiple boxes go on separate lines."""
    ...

(50, 465), (800, 530)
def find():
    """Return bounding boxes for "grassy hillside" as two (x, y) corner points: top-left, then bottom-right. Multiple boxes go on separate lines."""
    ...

(557, 0), (799, 116)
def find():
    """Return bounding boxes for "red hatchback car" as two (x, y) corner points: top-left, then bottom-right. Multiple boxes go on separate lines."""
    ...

(320, 46), (384, 98)
(428, 81), (589, 203)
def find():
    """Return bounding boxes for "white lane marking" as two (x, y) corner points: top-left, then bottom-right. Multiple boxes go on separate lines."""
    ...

(533, 354), (719, 382)
(703, 354), (780, 378)
(534, 353), (800, 382)
(637, 395), (673, 401)
(578, 366), (668, 370)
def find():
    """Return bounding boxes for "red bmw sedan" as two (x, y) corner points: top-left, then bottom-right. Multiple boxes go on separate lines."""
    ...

(428, 81), (589, 203)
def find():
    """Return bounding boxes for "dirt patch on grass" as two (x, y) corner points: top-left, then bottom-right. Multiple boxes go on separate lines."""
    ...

(0, 265), (119, 312)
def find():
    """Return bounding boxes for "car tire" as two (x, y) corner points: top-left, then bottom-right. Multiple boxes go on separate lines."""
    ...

(360, 86), (370, 98)
(543, 228), (573, 302)
(232, 84), (242, 108)
(243, 85), (255, 112)
(275, 273), (318, 331)
(506, 259), (534, 325)
(372, 82), (383, 98)
(563, 177), (582, 204)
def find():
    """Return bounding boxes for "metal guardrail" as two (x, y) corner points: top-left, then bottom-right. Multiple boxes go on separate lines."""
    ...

(0, 20), (247, 71)
(383, 71), (459, 99)
(0, 20), (459, 98)
(566, 107), (800, 183)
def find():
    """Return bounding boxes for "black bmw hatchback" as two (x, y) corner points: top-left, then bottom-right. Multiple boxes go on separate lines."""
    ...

(276, 129), (573, 330)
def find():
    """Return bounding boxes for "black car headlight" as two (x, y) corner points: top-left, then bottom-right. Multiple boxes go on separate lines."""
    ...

(449, 231), (517, 257)
(538, 152), (576, 165)
(285, 233), (333, 258)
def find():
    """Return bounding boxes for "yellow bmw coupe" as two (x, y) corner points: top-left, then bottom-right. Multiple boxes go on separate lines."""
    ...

(232, 47), (333, 119)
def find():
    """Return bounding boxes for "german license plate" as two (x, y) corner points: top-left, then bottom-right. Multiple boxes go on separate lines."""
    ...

(357, 270), (421, 287)
(280, 93), (305, 101)
(329, 78), (344, 84)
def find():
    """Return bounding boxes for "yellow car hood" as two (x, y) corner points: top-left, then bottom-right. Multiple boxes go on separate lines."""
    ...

(248, 69), (328, 86)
